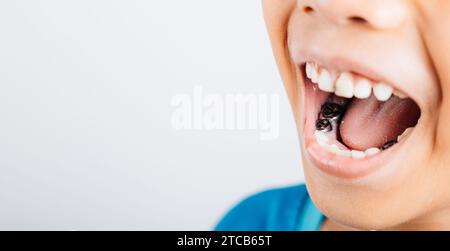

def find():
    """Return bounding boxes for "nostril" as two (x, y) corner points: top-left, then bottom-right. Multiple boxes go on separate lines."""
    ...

(348, 16), (368, 24)
(303, 6), (314, 13)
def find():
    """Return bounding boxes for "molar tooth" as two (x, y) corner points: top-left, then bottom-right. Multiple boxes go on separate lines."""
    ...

(335, 72), (354, 98)
(351, 150), (366, 159)
(314, 130), (329, 143)
(328, 144), (340, 154)
(365, 147), (381, 156)
(373, 83), (393, 101)
(320, 103), (343, 120)
(315, 131), (329, 148)
(397, 127), (413, 142)
(318, 69), (334, 93)
(354, 79), (372, 99)
(317, 139), (329, 148)
(381, 140), (397, 150)
(393, 89), (407, 99)
(316, 118), (332, 132)
(306, 62), (319, 83)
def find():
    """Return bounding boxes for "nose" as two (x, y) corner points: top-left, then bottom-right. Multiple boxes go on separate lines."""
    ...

(300, 0), (408, 29)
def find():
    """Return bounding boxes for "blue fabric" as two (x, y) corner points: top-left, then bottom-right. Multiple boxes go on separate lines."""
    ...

(214, 184), (324, 231)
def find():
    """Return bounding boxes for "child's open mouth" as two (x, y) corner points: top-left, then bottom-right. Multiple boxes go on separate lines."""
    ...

(301, 62), (421, 178)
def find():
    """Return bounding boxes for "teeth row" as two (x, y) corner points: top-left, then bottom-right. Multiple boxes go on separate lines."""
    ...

(314, 131), (380, 158)
(306, 62), (407, 101)
(314, 127), (413, 159)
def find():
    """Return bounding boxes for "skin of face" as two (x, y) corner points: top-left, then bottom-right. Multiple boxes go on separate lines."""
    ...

(262, 0), (450, 230)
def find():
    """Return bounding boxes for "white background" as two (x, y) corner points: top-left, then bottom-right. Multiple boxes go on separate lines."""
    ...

(0, 0), (304, 230)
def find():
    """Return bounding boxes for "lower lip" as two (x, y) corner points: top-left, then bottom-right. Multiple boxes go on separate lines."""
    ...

(301, 79), (407, 179)
(304, 138), (402, 179)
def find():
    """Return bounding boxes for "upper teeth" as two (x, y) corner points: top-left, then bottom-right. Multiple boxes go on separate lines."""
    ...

(306, 62), (319, 83)
(305, 62), (406, 101)
(354, 79), (372, 99)
(335, 72), (354, 98)
(318, 69), (334, 93)
(373, 83), (393, 101)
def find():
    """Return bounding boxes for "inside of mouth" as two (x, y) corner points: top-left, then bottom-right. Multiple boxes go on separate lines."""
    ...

(305, 72), (421, 154)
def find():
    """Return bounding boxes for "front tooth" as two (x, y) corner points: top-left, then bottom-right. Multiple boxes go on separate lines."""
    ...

(354, 79), (372, 99)
(397, 127), (413, 142)
(306, 62), (319, 83)
(351, 150), (366, 159)
(365, 147), (380, 156)
(335, 72), (354, 98)
(318, 69), (334, 93)
(373, 83), (393, 101)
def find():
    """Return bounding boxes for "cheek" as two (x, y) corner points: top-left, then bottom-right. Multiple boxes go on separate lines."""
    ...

(409, 0), (450, 164)
(434, 64), (450, 157)
(420, 19), (450, 158)
(263, 0), (300, 113)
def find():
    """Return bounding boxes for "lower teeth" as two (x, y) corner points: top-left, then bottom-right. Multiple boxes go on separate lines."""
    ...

(381, 140), (397, 150)
(314, 100), (410, 159)
(316, 119), (332, 132)
(315, 101), (346, 133)
(320, 102), (344, 120)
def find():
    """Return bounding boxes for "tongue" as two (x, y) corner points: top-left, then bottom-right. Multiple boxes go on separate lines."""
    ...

(339, 95), (420, 151)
